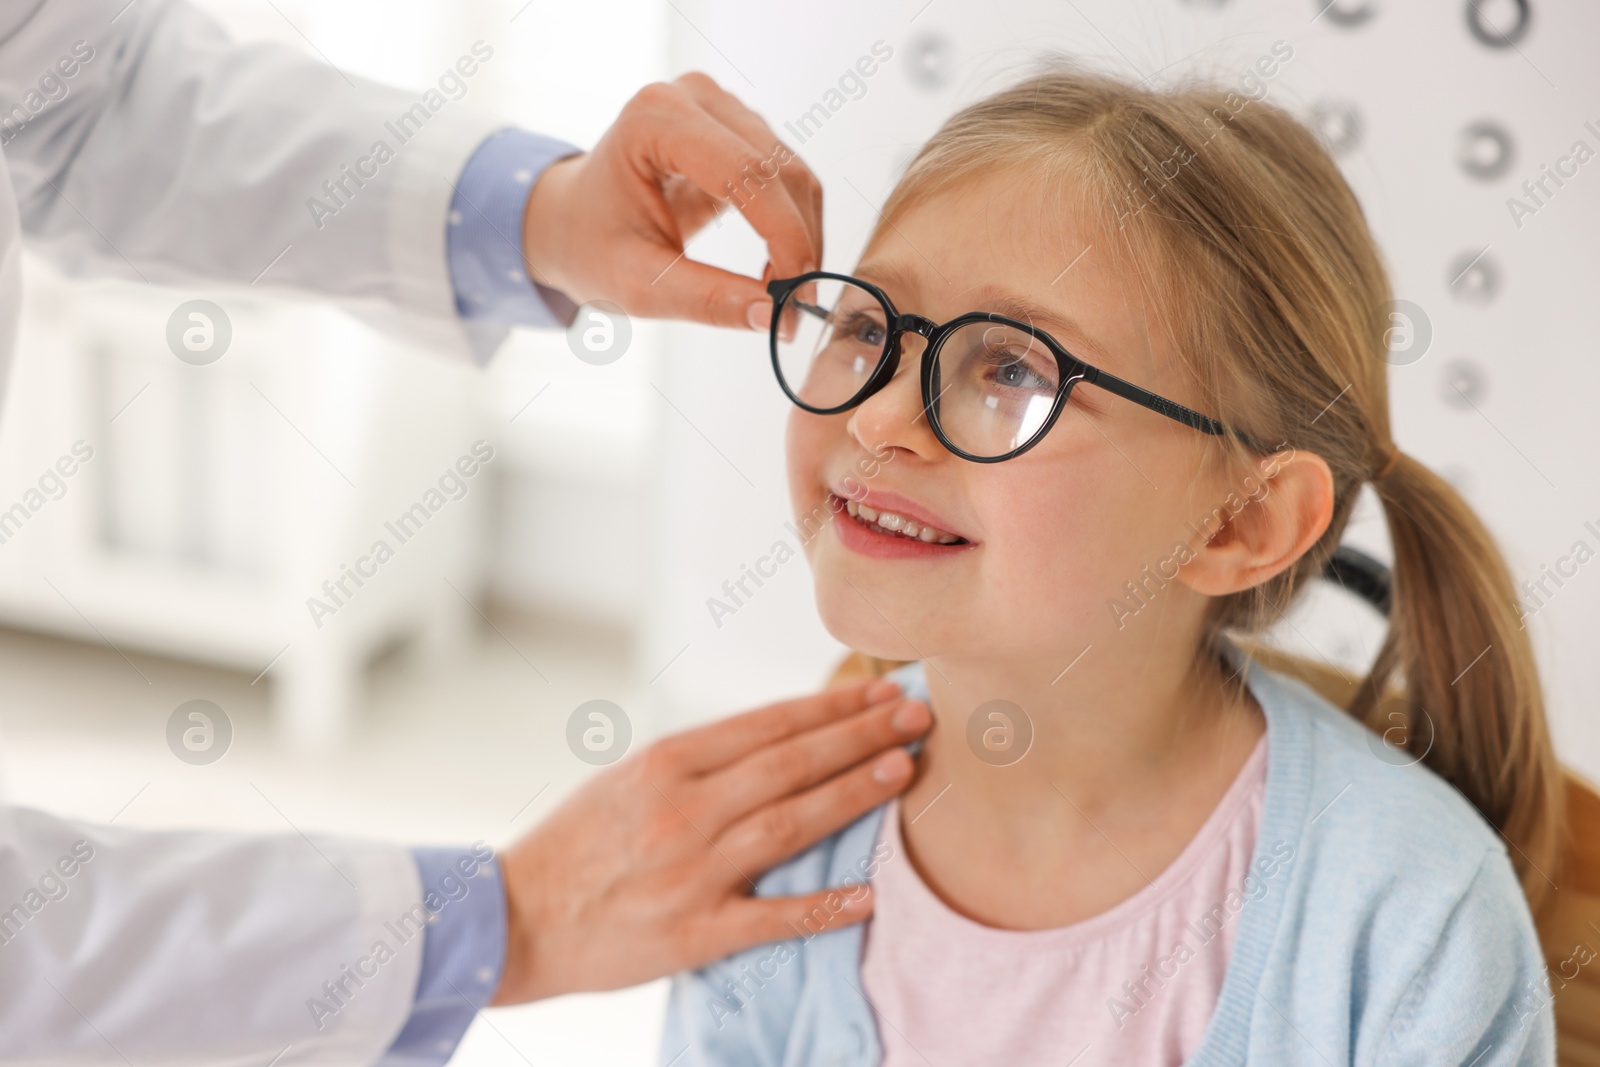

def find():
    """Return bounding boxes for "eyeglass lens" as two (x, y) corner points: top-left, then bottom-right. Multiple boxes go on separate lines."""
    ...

(774, 276), (888, 411)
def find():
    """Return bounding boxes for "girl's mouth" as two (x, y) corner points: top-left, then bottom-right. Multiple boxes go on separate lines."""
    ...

(828, 492), (973, 559)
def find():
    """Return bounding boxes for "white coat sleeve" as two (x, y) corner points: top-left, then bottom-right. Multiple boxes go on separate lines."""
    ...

(0, 0), (509, 358)
(0, 800), (433, 1066)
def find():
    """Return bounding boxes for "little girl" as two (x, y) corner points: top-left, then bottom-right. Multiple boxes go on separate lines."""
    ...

(663, 62), (1561, 1066)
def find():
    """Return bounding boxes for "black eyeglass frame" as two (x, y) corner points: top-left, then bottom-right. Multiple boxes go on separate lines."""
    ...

(767, 271), (1263, 463)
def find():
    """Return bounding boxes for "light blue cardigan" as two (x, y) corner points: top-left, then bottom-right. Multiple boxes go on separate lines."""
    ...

(662, 651), (1556, 1066)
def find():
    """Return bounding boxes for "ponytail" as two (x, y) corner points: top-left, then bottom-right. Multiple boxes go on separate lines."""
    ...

(1354, 452), (1565, 912)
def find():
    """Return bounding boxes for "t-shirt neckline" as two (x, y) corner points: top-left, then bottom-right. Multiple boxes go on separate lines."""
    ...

(876, 730), (1268, 949)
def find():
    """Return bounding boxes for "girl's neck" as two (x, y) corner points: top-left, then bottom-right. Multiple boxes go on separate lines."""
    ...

(895, 642), (1265, 930)
(915, 643), (1246, 810)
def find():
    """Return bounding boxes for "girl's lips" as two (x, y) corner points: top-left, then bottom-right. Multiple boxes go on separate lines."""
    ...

(828, 493), (976, 560)
(830, 486), (973, 543)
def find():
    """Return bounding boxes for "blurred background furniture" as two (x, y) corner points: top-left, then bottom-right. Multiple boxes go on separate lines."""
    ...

(0, 0), (667, 750)
(0, 269), (490, 749)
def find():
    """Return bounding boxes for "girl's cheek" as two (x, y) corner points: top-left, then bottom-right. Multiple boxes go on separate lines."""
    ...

(783, 410), (812, 497)
(974, 468), (1134, 600)
(784, 409), (834, 514)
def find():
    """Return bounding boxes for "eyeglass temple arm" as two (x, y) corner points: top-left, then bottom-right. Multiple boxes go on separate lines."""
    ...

(1084, 362), (1387, 615)
(767, 278), (835, 327)
(1083, 367), (1272, 453)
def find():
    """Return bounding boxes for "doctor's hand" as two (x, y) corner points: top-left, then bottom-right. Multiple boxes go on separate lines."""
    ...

(490, 676), (929, 1004)
(520, 72), (819, 332)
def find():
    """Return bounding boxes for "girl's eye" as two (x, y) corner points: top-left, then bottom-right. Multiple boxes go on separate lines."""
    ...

(973, 344), (1057, 395)
(838, 311), (887, 348)
(987, 350), (1053, 391)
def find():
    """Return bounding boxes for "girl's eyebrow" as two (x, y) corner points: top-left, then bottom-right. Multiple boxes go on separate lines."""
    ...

(855, 264), (1114, 363)
(964, 285), (1112, 363)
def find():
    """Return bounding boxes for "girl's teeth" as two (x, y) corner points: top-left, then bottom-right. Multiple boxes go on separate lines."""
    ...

(838, 494), (963, 545)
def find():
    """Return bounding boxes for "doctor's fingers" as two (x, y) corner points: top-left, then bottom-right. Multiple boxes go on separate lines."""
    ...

(692, 695), (930, 833)
(713, 744), (917, 874)
(671, 72), (822, 269)
(653, 676), (905, 776)
(639, 256), (785, 331)
(704, 886), (875, 963)
(623, 79), (817, 280)
(659, 172), (728, 239)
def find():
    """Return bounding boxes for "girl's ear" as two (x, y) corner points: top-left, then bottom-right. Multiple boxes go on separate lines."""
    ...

(1179, 450), (1336, 597)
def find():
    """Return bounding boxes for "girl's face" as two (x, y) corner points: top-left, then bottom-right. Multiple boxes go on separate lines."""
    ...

(786, 169), (1232, 667)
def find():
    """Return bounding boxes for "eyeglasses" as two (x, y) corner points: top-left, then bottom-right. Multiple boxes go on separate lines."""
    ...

(766, 271), (1261, 463)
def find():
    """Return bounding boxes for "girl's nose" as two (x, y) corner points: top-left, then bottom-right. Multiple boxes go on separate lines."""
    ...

(846, 334), (942, 460)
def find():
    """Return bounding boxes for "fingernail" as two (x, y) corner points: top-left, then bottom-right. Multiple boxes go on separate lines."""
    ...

(892, 700), (931, 734)
(746, 299), (772, 330)
(865, 679), (901, 703)
(873, 750), (911, 784)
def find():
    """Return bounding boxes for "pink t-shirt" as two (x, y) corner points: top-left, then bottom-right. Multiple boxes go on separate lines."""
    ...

(860, 733), (1268, 1067)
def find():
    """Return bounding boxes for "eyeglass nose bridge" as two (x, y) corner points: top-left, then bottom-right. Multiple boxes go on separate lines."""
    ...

(892, 313), (939, 339)
(847, 312), (934, 411)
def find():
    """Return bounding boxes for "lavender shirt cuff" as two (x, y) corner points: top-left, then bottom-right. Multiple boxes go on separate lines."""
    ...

(447, 127), (584, 362)
(377, 846), (508, 1066)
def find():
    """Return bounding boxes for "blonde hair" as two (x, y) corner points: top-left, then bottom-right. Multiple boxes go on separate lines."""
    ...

(871, 60), (1564, 910)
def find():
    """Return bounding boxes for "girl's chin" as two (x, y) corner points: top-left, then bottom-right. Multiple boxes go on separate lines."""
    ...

(811, 573), (931, 664)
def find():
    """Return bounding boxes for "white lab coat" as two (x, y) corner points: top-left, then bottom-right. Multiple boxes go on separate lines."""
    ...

(0, 1), (510, 1062)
